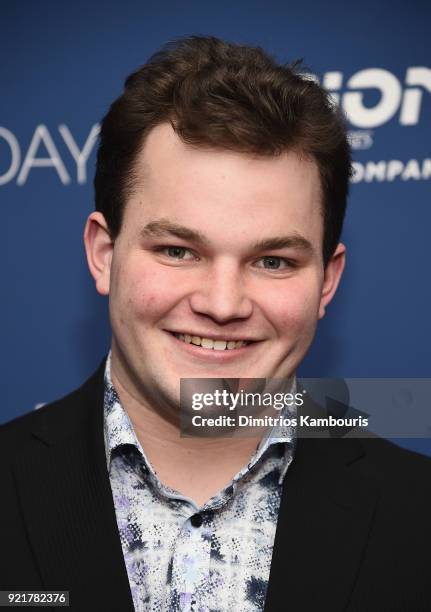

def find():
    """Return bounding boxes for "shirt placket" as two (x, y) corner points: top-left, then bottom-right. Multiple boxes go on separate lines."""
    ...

(170, 515), (212, 612)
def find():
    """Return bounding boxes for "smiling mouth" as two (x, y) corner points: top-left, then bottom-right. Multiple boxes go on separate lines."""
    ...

(170, 332), (252, 351)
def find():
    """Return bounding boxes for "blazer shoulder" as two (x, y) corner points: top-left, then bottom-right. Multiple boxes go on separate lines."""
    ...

(360, 435), (431, 470)
(358, 436), (431, 500)
(0, 359), (106, 461)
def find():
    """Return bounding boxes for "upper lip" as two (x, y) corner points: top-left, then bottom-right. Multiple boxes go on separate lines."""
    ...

(166, 330), (261, 342)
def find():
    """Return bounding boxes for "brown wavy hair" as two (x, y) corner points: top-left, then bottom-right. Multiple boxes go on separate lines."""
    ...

(94, 36), (352, 265)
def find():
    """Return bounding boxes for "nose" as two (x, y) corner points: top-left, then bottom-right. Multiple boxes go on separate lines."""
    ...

(189, 259), (253, 323)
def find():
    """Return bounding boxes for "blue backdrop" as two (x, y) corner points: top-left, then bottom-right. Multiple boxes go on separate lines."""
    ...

(2, 0), (430, 454)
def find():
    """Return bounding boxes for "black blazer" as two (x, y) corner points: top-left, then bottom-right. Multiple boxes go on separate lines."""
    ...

(1, 362), (431, 611)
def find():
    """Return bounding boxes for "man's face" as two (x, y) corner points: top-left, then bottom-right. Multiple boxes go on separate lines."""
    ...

(86, 123), (344, 413)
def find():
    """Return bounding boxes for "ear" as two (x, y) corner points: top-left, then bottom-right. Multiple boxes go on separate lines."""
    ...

(318, 243), (346, 319)
(83, 212), (114, 295)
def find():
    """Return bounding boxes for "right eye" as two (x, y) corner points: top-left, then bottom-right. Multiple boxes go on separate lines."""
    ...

(156, 246), (197, 260)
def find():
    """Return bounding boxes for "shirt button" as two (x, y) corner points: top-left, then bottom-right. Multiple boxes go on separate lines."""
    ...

(190, 513), (203, 528)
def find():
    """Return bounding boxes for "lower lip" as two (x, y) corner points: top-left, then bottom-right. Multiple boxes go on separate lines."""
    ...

(166, 332), (258, 361)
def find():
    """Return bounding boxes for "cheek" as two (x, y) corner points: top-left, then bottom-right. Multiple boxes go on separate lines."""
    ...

(113, 262), (181, 324)
(262, 277), (322, 334)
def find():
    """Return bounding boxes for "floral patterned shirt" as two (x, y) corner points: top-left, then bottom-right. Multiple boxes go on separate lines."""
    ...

(104, 355), (295, 611)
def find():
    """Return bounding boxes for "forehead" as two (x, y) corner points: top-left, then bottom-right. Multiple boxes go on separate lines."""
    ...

(124, 123), (323, 245)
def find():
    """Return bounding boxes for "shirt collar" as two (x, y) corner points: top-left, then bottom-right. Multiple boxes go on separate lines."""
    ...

(103, 352), (145, 470)
(244, 380), (297, 485)
(103, 351), (296, 484)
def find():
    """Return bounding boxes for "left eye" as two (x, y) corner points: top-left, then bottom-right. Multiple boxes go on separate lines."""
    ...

(256, 256), (290, 270)
(162, 246), (195, 260)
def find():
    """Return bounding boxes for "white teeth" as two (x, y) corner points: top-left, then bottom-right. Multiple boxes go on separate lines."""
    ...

(213, 340), (227, 351)
(173, 333), (249, 350)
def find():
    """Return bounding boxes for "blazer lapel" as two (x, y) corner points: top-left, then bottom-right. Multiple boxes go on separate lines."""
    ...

(12, 364), (134, 611)
(264, 436), (382, 612)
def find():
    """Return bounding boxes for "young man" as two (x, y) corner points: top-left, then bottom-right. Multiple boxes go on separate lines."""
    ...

(1, 37), (430, 611)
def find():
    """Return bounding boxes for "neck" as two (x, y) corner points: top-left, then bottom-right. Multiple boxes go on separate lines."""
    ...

(110, 357), (264, 506)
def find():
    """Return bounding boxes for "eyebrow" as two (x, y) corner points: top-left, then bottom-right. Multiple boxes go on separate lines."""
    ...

(141, 219), (314, 253)
(141, 219), (208, 244)
(251, 235), (314, 253)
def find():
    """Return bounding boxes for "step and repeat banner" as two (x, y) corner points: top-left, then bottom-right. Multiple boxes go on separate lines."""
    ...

(2, 1), (430, 454)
